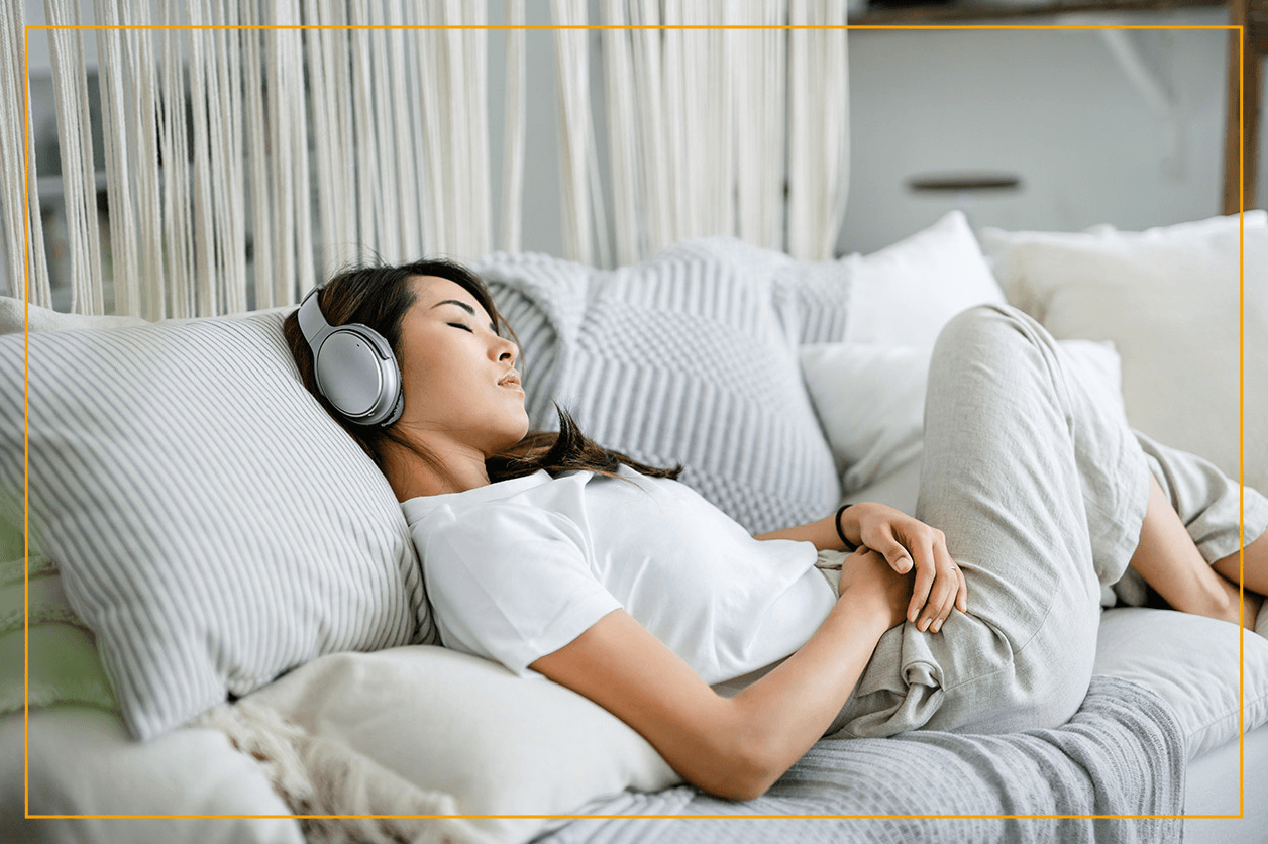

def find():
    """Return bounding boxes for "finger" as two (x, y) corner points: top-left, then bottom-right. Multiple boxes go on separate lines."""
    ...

(919, 564), (957, 632)
(926, 570), (959, 633)
(905, 537), (949, 630)
(907, 557), (936, 627)
(883, 541), (913, 574)
(955, 563), (968, 614)
(925, 544), (962, 632)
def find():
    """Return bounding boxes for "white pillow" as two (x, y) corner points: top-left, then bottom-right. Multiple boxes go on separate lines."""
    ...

(800, 338), (1124, 500)
(0, 706), (304, 844)
(0, 313), (429, 740)
(979, 212), (1268, 496)
(240, 645), (680, 844)
(1093, 607), (1268, 759)
(800, 344), (931, 495)
(843, 210), (1008, 346)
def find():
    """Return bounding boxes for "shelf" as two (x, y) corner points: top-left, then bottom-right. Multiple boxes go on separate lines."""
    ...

(851, 0), (1224, 25)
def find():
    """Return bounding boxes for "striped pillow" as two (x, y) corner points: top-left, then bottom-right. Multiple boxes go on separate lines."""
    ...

(0, 312), (427, 741)
(478, 238), (842, 534)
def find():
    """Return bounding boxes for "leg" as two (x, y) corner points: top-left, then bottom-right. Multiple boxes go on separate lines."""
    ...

(1129, 473), (1262, 629)
(1127, 428), (1268, 633)
(1212, 530), (1268, 597)
(831, 304), (1151, 738)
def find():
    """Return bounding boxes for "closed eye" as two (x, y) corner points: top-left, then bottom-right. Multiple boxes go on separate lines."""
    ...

(448, 323), (473, 333)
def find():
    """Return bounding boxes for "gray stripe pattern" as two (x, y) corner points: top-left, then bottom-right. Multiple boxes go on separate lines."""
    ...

(0, 312), (426, 741)
(538, 675), (1184, 844)
(476, 238), (842, 534)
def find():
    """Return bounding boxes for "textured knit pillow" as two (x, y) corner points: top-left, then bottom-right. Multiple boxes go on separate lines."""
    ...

(0, 312), (428, 741)
(478, 238), (840, 534)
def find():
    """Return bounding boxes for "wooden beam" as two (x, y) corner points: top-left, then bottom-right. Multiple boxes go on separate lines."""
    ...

(1223, 0), (1262, 214)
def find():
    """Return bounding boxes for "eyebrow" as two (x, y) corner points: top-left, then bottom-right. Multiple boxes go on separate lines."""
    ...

(430, 299), (497, 333)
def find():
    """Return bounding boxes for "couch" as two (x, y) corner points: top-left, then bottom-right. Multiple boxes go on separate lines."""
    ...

(1, 209), (1265, 844)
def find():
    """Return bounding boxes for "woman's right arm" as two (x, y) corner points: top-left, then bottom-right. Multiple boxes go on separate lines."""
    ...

(528, 547), (911, 801)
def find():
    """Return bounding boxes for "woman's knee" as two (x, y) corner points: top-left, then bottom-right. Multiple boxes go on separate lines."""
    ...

(926, 303), (1064, 408)
(932, 303), (1034, 358)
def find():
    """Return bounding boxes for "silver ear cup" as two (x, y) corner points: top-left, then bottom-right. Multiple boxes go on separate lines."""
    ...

(313, 326), (404, 426)
(298, 289), (404, 427)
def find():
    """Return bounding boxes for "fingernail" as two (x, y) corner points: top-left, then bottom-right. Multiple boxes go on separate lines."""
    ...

(919, 619), (930, 632)
(931, 621), (941, 633)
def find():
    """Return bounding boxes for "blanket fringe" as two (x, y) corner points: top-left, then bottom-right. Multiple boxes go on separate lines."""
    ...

(193, 699), (491, 844)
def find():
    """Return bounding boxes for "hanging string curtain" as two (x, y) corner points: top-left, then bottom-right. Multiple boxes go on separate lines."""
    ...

(0, 0), (46, 306)
(3, 0), (849, 317)
(786, 0), (850, 262)
(590, 0), (847, 265)
(500, 0), (527, 254)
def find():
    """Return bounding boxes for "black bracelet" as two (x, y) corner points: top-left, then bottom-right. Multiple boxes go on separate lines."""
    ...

(834, 504), (857, 552)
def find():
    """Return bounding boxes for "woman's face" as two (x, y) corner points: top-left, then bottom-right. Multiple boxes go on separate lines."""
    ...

(394, 275), (529, 457)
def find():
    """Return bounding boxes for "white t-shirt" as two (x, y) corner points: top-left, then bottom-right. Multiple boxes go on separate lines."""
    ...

(402, 463), (837, 685)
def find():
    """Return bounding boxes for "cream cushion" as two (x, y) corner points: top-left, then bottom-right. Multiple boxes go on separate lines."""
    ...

(979, 212), (1268, 495)
(243, 645), (680, 844)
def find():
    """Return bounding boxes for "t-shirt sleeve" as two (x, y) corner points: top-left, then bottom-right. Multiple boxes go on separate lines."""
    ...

(411, 501), (622, 676)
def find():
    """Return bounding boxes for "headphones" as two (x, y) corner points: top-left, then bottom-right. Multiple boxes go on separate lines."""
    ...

(297, 287), (404, 427)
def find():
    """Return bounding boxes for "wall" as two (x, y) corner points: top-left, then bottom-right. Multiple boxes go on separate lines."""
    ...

(840, 10), (1261, 254)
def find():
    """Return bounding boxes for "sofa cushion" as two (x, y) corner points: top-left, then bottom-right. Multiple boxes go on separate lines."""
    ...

(979, 211), (1268, 495)
(1094, 607), (1268, 759)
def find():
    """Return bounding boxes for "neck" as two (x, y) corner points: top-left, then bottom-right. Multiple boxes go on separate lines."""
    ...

(380, 434), (492, 501)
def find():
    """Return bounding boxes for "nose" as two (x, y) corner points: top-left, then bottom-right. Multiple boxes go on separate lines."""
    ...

(494, 334), (518, 367)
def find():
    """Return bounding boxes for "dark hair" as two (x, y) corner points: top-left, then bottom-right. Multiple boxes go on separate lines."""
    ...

(282, 257), (682, 488)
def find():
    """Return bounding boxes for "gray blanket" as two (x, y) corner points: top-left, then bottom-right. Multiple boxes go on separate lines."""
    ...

(535, 675), (1185, 844)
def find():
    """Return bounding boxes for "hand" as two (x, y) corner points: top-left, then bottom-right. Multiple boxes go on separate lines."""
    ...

(839, 502), (967, 633)
(834, 547), (914, 630)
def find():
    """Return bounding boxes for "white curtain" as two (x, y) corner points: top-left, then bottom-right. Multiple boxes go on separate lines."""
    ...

(4, 0), (849, 317)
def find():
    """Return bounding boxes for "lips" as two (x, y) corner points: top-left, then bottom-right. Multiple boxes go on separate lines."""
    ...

(498, 372), (522, 390)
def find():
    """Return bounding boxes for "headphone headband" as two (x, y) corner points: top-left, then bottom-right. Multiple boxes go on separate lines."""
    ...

(297, 288), (334, 350)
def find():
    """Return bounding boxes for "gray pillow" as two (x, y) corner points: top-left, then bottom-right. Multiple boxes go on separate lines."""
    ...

(0, 313), (428, 741)
(477, 237), (841, 534)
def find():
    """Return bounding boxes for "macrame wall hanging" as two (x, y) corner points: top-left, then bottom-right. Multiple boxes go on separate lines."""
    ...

(2, 0), (849, 319)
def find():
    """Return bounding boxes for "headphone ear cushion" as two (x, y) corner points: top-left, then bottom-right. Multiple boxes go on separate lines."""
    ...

(383, 384), (405, 427)
(312, 325), (403, 426)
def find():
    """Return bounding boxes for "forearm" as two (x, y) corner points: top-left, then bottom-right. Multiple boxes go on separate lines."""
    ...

(753, 509), (861, 551)
(721, 592), (891, 796)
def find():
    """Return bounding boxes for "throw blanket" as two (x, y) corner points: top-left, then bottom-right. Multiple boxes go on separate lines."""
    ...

(536, 675), (1185, 844)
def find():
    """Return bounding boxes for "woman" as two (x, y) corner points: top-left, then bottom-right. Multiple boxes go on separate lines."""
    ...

(283, 257), (1268, 802)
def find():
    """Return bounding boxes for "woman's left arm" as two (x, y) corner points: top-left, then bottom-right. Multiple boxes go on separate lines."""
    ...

(755, 503), (968, 633)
